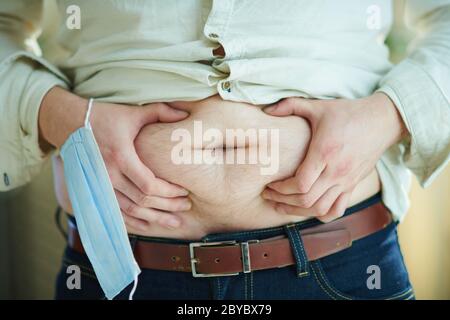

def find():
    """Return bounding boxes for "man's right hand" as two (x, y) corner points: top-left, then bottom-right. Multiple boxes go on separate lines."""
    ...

(38, 86), (191, 231)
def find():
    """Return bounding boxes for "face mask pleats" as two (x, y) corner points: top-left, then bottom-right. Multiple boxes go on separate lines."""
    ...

(61, 127), (141, 300)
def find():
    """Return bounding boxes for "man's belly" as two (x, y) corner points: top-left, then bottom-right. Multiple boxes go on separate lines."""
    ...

(55, 95), (381, 239)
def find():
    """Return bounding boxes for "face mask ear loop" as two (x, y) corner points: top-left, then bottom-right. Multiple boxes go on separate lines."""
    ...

(128, 271), (139, 300)
(84, 98), (94, 129)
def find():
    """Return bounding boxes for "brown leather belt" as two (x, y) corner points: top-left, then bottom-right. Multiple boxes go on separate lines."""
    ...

(68, 202), (391, 277)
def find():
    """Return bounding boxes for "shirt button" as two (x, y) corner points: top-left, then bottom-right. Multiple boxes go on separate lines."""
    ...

(208, 33), (219, 39)
(221, 81), (231, 92)
(3, 173), (10, 186)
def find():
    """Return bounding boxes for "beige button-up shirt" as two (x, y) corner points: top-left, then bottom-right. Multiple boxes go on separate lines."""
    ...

(0, 0), (449, 221)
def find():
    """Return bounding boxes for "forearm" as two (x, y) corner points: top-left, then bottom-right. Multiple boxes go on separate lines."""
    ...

(38, 86), (88, 152)
(364, 92), (408, 151)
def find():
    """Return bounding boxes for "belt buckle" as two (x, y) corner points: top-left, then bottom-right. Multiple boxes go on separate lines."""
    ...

(189, 241), (239, 278)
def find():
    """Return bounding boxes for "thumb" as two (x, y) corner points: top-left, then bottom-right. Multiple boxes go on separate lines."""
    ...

(263, 98), (314, 119)
(138, 103), (189, 125)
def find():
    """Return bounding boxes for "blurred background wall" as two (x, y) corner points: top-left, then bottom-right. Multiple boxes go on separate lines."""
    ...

(399, 169), (450, 299)
(0, 162), (65, 299)
(0, 0), (449, 299)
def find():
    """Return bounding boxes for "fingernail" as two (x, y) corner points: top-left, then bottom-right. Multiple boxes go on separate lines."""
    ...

(174, 109), (189, 116)
(263, 105), (276, 113)
(262, 190), (271, 200)
(179, 188), (189, 196)
(182, 201), (192, 211)
(167, 218), (181, 229)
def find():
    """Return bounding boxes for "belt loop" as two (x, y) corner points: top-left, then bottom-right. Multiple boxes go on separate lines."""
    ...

(129, 235), (138, 252)
(54, 206), (68, 240)
(284, 224), (309, 277)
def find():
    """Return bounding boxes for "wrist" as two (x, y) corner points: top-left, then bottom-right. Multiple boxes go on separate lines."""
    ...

(38, 86), (88, 149)
(365, 92), (408, 150)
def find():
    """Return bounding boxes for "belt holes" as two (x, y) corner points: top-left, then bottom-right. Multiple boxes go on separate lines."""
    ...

(214, 258), (220, 263)
(171, 256), (180, 262)
(263, 253), (269, 258)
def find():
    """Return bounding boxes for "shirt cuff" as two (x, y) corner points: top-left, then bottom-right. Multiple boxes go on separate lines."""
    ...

(0, 53), (68, 191)
(20, 64), (68, 162)
(377, 59), (450, 187)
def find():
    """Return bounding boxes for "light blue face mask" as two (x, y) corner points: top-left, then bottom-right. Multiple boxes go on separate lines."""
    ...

(60, 98), (141, 300)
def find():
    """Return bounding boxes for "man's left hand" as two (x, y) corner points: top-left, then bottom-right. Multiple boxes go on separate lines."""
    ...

(261, 93), (407, 222)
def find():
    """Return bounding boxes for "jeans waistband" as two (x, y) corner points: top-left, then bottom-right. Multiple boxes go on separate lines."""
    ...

(66, 192), (383, 244)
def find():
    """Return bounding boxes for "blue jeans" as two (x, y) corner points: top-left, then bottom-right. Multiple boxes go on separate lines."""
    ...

(55, 193), (415, 300)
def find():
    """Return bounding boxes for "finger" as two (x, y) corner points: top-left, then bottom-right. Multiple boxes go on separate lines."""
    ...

(310, 185), (342, 217)
(273, 202), (322, 217)
(140, 195), (192, 212)
(267, 176), (299, 195)
(270, 184), (342, 217)
(114, 174), (151, 206)
(116, 191), (182, 229)
(262, 188), (305, 207)
(122, 211), (149, 232)
(138, 103), (189, 125)
(267, 155), (325, 195)
(121, 151), (189, 197)
(263, 98), (315, 119)
(150, 177), (190, 197)
(116, 175), (191, 211)
(263, 178), (331, 209)
(284, 170), (332, 208)
(317, 191), (352, 223)
(293, 146), (326, 193)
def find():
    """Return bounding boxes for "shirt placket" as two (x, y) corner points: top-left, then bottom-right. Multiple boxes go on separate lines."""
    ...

(203, 0), (235, 99)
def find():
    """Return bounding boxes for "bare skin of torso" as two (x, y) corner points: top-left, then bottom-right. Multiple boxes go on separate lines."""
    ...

(53, 95), (381, 240)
